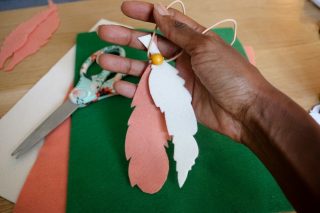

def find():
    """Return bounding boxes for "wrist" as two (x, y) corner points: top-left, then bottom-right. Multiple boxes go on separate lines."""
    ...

(239, 82), (287, 147)
(239, 79), (320, 212)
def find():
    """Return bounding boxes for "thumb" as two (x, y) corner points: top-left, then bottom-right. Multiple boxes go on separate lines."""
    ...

(153, 3), (204, 55)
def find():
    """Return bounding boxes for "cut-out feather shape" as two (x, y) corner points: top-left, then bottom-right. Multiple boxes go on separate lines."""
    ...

(138, 35), (199, 187)
(125, 65), (170, 194)
(0, 0), (59, 71)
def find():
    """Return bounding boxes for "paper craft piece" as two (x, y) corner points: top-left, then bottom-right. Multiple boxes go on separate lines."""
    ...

(0, 46), (74, 203)
(126, 65), (170, 194)
(5, 6), (60, 71)
(0, 18), (117, 203)
(66, 30), (292, 213)
(138, 35), (199, 187)
(310, 104), (320, 125)
(0, 0), (56, 69)
(13, 39), (257, 213)
(15, 40), (259, 212)
(11, 19), (131, 212)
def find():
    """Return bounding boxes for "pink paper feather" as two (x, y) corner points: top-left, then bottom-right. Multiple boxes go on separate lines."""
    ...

(125, 65), (170, 194)
(0, 1), (57, 69)
(5, 9), (60, 71)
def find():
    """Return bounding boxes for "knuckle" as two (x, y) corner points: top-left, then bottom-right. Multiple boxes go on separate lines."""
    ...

(124, 32), (135, 48)
(193, 25), (206, 33)
(124, 58), (133, 74)
(205, 30), (223, 42)
(199, 35), (215, 46)
(173, 20), (187, 30)
(191, 35), (215, 53)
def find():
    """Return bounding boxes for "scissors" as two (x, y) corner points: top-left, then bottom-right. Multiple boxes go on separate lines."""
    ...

(12, 45), (126, 158)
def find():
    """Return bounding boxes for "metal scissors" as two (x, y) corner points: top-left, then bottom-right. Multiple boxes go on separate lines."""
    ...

(12, 45), (126, 158)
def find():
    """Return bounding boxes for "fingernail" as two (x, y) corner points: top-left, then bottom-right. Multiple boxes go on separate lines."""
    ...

(154, 3), (169, 16)
(96, 53), (102, 65)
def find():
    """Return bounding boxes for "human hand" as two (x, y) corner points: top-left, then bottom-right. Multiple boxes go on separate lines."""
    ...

(98, 1), (271, 142)
(99, 4), (320, 209)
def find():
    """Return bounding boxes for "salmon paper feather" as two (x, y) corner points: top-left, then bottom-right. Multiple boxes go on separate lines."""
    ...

(0, 0), (59, 71)
(125, 65), (170, 194)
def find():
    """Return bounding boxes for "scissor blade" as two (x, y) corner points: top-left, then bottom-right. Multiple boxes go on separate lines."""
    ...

(12, 99), (78, 158)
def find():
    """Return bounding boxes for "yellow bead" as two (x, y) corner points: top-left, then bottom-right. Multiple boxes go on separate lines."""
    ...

(150, 53), (164, 65)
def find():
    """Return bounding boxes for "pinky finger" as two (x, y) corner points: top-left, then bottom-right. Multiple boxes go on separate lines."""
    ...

(114, 80), (136, 98)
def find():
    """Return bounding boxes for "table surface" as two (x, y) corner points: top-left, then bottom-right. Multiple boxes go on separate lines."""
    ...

(0, 0), (319, 211)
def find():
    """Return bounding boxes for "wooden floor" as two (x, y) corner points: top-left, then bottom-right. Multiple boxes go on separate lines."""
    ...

(0, 0), (319, 212)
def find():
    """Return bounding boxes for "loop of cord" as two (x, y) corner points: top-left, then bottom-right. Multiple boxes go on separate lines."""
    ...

(202, 19), (237, 45)
(147, 0), (238, 62)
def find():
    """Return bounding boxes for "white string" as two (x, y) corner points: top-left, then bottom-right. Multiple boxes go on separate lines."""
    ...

(202, 19), (238, 45)
(147, 0), (238, 62)
(167, 0), (186, 14)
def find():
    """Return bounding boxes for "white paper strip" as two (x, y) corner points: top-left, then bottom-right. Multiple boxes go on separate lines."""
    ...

(138, 35), (199, 187)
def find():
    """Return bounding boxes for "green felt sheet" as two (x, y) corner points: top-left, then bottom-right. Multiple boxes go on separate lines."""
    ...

(67, 29), (292, 213)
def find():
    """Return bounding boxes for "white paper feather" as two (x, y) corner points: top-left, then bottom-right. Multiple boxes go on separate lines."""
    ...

(138, 35), (199, 187)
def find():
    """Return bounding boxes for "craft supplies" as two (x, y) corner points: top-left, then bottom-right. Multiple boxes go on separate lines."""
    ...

(125, 0), (237, 193)
(11, 46), (126, 158)
(66, 30), (292, 213)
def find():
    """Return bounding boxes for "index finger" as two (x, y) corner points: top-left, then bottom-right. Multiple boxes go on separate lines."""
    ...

(121, 1), (219, 39)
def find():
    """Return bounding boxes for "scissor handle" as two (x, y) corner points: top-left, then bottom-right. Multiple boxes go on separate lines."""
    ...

(79, 46), (125, 77)
(69, 46), (126, 107)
